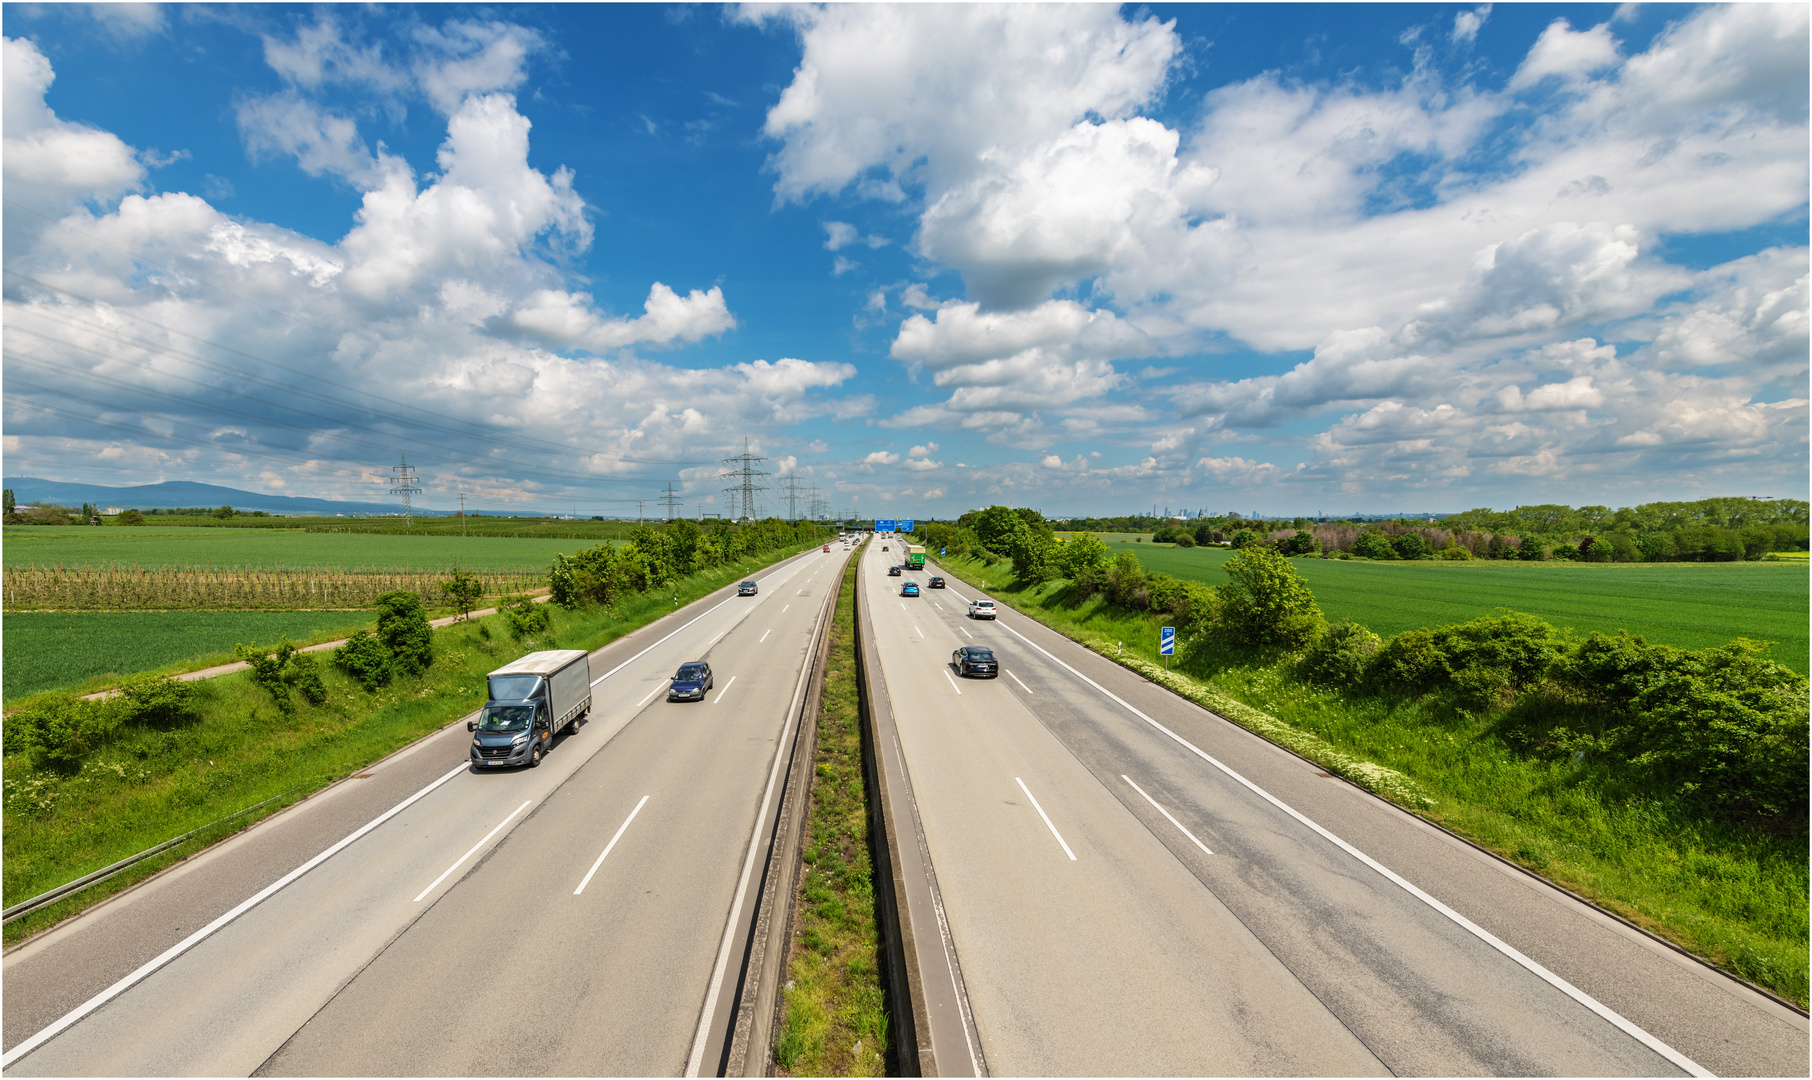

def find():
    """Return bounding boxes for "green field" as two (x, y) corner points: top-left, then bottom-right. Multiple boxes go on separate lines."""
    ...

(3, 525), (600, 572)
(2, 610), (380, 701)
(100, 515), (639, 540)
(1102, 542), (1810, 673)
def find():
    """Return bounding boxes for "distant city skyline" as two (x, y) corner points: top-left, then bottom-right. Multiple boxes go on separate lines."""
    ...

(3, 4), (1805, 518)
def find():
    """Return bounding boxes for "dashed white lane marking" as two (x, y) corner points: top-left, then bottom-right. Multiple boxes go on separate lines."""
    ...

(415, 800), (532, 902)
(916, 626), (925, 639)
(638, 680), (667, 707)
(1123, 775), (1213, 857)
(1007, 669), (1034, 695)
(1016, 777), (1076, 861)
(759, 629), (771, 643)
(782, 605), (790, 614)
(942, 669), (963, 696)
(961, 626), (974, 639)
(992, 617), (1710, 1078)
(575, 795), (650, 895)
(713, 675), (738, 704)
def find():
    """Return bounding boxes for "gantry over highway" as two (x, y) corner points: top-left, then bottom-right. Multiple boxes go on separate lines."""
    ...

(857, 536), (1808, 1077)
(3, 544), (851, 1077)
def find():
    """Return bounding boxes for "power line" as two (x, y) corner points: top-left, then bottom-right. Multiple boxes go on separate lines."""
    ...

(720, 437), (768, 522)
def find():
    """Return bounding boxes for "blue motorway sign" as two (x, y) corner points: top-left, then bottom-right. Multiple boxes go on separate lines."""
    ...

(900, 519), (914, 533)
(875, 519), (897, 532)
(1160, 626), (1176, 656)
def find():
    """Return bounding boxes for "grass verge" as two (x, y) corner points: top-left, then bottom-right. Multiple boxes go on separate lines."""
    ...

(2, 542), (821, 945)
(774, 556), (889, 1076)
(940, 554), (1810, 1008)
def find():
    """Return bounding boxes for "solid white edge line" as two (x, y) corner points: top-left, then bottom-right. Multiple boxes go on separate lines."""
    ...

(942, 669), (963, 696)
(712, 675), (738, 704)
(1123, 774), (1213, 856)
(685, 564), (833, 1076)
(1015, 776), (1077, 861)
(575, 795), (650, 895)
(413, 800), (531, 902)
(995, 618), (1712, 1078)
(1, 759), (471, 1069)
(1006, 669), (1035, 695)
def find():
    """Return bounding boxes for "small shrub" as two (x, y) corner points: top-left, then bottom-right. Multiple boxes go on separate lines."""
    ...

(1437, 543), (1471, 560)
(441, 565), (484, 619)
(505, 595), (553, 641)
(1370, 628), (1447, 694)
(334, 630), (394, 692)
(114, 674), (197, 727)
(10, 693), (122, 772)
(1217, 546), (1324, 649)
(1298, 622), (1383, 688)
(237, 640), (298, 717)
(116, 509), (145, 526)
(286, 650), (329, 705)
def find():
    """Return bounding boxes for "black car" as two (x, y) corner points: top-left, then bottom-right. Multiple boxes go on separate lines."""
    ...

(668, 661), (714, 701)
(738, 580), (759, 595)
(928, 576), (946, 589)
(952, 646), (998, 678)
(888, 565), (902, 576)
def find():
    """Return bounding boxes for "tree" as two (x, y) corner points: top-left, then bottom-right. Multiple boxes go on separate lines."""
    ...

(213, 505), (234, 519)
(1277, 530), (1319, 556)
(1228, 529), (1261, 550)
(1217, 546), (1325, 649)
(2, 489), (13, 515)
(375, 591), (433, 677)
(1352, 530), (1395, 559)
(117, 509), (146, 526)
(442, 564), (484, 620)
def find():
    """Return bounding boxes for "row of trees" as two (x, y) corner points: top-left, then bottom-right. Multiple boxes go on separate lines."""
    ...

(942, 505), (1807, 827)
(550, 517), (829, 609)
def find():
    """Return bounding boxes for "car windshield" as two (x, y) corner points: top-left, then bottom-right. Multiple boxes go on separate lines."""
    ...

(478, 704), (536, 731)
(963, 648), (995, 660)
(488, 674), (541, 701)
(674, 665), (707, 681)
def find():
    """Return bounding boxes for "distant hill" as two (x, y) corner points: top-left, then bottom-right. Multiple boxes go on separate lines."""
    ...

(3, 478), (458, 517)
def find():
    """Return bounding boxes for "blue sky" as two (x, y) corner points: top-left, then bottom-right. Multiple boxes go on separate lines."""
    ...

(3, 3), (1805, 519)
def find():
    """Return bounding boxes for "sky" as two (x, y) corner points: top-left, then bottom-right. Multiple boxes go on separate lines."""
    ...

(2, 3), (1805, 520)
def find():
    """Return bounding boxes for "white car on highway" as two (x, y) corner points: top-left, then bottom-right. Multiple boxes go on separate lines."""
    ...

(967, 599), (997, 620)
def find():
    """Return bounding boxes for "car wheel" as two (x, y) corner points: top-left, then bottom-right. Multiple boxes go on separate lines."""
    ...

(529, 740), (544, 768)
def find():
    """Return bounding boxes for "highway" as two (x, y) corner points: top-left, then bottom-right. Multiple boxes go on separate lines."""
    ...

(2, 544), (850, 1077)
(860, 539), (1809, 1076)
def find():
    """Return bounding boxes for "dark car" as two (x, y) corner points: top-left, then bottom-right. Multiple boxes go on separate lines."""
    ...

(888, 565), (902, 576)
(928, 576), (946, 589)
(882, 545), (889, 551)
(738, 580), (759, 595)
(668, 661), (714, 701)
(901, 581), (920, 597)
(953, 646), (998, 678)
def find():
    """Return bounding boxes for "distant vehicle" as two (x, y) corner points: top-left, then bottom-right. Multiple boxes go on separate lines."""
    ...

(928, 576), (946, 589)
(901, 581), (920, 597)
(823, 545), (831, 552)
(739, 580), (759, 595)
(952, 646), (998, 677)
(968, 599), (997, 620)
(906, 545), (926, 570)
(882, 545), (889, 551)
(888, 565), (902, 577)
(470, 650), (593, 769)
(667, 661), (714, 702)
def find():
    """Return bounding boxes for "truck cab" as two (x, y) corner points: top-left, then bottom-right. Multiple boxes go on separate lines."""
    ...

(470, 650), (592, 769)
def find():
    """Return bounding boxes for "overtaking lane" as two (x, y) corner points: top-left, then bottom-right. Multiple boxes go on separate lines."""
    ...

(910, 560), (1807, 1076)
(3, 546), (845, 1076)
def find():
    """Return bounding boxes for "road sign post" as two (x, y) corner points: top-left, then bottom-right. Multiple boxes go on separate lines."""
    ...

(1160, 626), (1175, 667)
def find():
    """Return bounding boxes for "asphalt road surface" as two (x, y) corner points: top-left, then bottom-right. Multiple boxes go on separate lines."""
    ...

(3, 545), (849, 1077)
(862, 540), (1808, 1077)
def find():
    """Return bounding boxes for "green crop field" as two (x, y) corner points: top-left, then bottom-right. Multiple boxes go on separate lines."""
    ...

(2, 610), (379, 701)
(2, 525), (602, 572)
(1099, 542), (1811, 673)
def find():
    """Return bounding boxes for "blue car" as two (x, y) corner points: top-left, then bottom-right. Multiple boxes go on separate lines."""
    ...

(668, 661), (714, 702)
(901, 581), (920, 597)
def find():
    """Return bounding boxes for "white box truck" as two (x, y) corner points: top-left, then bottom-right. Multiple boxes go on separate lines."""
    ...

(469, 650), (593, 769)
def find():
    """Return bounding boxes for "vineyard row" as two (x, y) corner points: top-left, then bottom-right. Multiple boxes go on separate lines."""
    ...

(3, 566), (548, 611)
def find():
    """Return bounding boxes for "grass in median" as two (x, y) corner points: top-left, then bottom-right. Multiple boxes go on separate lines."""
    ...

(2, 610), (381, 702)
(937, 554), (1810, 1008)
(1, 543), (821, 944)
(775, 556), (889, 1077)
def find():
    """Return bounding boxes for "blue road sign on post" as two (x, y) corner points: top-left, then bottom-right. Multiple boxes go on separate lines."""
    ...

(876, 519), (897, 532)
(900, 519), (914, 533)
(1160, 626), (1176, 656)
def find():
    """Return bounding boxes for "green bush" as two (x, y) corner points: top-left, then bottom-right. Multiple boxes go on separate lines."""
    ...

(376, 591), (433, 677)
(286, 650), (328, 705)
(1216, 546), (1324, 649)
(505, 595), (553, 641)
(113, 673), (198, 727)
(333, 630), (394, 692)
(1437, 543), (1471, 560)
(1392, 532), (1432, 560)
(236, 640), (299, 717)
(1431, 613), (1566, 707)
(1297, 622), (1382, 688)
(1371, 628), (1447, 694)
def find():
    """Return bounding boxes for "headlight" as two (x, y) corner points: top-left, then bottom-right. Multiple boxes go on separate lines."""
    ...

(512, 733), (529, 746)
